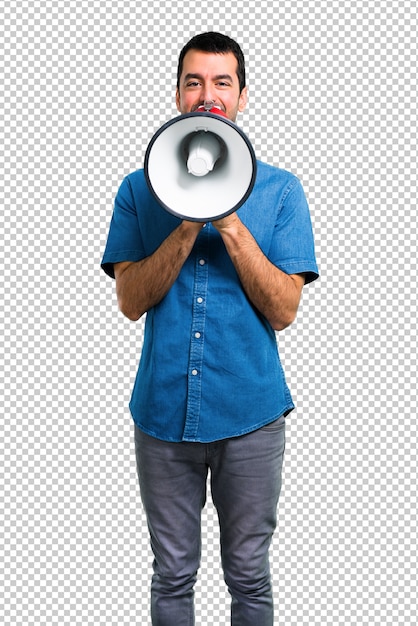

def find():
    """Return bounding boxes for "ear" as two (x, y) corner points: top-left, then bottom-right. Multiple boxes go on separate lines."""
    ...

(175, 88), (181, 112)
(238, 86), (248, 112)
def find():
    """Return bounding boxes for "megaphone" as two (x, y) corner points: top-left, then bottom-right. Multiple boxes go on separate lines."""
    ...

(144, 106), (257, 221)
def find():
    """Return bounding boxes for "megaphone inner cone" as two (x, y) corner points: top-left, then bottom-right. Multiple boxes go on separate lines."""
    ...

(181, 131), (227, 177)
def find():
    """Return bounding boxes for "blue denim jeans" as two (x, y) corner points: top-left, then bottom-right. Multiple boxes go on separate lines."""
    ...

(134, 416), (286, 626)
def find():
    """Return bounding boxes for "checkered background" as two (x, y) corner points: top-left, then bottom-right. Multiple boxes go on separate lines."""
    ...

(1, 0), (416, 624)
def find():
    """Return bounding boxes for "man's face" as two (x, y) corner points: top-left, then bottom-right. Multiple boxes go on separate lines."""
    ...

(176, 50), (248, 122)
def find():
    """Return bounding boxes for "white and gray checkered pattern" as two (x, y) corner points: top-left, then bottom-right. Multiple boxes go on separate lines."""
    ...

(1, 0), (416, 624)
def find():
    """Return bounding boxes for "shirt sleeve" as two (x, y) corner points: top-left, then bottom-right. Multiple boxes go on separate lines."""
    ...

(268, 177), (319, 284)
(101, 175), (146, 279)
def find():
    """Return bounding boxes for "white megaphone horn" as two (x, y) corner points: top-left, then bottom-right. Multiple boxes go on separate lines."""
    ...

(144, 106), (257, 222)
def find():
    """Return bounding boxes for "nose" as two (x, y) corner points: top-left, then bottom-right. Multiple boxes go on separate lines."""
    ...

(202, 84), (216, 104)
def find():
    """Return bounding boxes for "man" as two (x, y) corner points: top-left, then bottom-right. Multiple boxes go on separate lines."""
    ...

(101, 32), (318, 626)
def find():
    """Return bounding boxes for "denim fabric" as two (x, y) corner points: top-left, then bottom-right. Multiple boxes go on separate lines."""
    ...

(101, 161), (318, 443)
(135, 416), (286, 626)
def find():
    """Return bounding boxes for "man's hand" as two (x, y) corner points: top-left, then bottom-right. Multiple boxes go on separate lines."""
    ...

(180, 220), (206, 236)
(211, 212), (240, 234)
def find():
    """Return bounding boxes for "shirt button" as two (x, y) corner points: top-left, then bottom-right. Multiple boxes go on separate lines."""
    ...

(191, 369), (198, 376)
(197, 297), (203, 304)
(194, 332), (201, 338)
(199, 259), (206, 265)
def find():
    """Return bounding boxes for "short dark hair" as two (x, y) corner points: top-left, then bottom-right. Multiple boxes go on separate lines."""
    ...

(177, 32), (246, 93)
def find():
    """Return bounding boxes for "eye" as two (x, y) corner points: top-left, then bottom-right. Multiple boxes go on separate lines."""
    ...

(186, 81), (201, 88)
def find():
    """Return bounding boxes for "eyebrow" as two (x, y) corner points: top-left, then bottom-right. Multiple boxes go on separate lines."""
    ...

(183, 73), (234, 83)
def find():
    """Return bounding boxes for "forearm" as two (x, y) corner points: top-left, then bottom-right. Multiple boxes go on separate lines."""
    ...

(213, 215), (303, 330)
(115, 221), (203, 321)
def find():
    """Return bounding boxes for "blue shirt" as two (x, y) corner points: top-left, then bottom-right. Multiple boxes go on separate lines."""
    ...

(101, 160), (318, 442)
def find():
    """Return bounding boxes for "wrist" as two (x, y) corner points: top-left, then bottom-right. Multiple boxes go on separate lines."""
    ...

(178, 220), (205, 239)
(212, 213), (242, 240)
